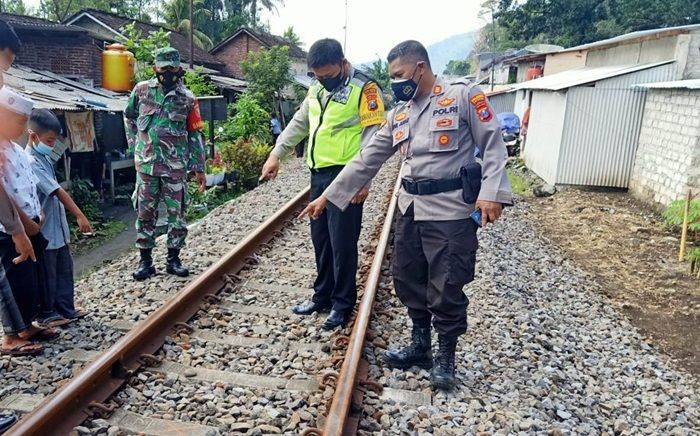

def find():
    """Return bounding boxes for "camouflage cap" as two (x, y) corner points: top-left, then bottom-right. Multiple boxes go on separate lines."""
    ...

(154, 47), (180, 68)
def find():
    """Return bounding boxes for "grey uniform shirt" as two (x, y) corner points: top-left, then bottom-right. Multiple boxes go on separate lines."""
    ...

(271, 67), (382, 163)
(28, 148), (70, 250)
(324, 76), (513, 221)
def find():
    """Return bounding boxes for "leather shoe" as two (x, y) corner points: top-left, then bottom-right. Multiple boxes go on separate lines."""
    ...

(0, 414), (17, 434)
(291, 300), (331, 315)
(321, 310), (348, 330)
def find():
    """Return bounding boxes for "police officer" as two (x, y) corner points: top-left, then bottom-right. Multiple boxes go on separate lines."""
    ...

(300, 40), (513, 389)
(125, 47), (206, 281)
(260, 38), (385, 330)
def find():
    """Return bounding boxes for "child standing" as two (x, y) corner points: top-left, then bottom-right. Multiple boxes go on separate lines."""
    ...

(27, 109), (92, 323)
(0, 87), (60, 353)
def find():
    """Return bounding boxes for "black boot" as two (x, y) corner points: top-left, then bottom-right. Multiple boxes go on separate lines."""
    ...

(431, 335), (458, 390)
(166, 248), (190, 277)
(384, 323), (432, 370)
(133, 249), (155, 281)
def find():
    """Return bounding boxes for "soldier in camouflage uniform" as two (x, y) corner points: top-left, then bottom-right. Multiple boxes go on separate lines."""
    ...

(124, 47), (206, 281)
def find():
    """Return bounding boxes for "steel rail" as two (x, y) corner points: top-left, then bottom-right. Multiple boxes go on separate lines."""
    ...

(7, 187), (310, 436)
(322, 173), (401, 435)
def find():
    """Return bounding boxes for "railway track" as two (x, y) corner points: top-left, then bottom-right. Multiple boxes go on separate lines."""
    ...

(2, 158), (410, 435)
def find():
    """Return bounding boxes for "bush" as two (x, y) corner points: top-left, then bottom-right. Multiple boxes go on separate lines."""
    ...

(222, 94), (272, 144)
(220, 138), (272, 184)
(663, 199), (700, 231)
(69, 178), (102, 222)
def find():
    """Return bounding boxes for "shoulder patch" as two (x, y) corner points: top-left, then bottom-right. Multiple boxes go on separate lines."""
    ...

(359, 81), (385, 128)
(470, 91), (493, 123)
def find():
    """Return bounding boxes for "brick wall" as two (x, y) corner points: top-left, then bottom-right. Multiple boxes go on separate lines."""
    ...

(15, 33), (103, 86)
(213, 34), (264, 78)
(629, 89), (700, 207)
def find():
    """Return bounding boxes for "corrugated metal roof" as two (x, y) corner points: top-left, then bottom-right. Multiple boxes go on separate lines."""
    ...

(3, 65), (127, 112)
(632, 79), (700, 89)
(512, 61), (674, 91)
(559, 24), (700, 53)
(208, 75), (247, 92)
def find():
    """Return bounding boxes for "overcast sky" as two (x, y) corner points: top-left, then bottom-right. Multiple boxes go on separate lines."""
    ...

(24, 0), (485, 63)
(261, 0), (484, 63)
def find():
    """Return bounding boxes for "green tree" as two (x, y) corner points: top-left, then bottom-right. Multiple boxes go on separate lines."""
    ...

(443, 59), (473, 76)
(222, 93), (271, 143)
(240, 45), (291, 116)
(118, 22), (171, 82)
(1, 0), (30, 14)
(487, 0), (700, 50)
(282, 26), (301, 47)
(184, 67), (217, 96)
(163, 0), (215, 50)
(245, 0), (281, 27)
(360, 58), (390, 91)
(37, 0), (153, 22)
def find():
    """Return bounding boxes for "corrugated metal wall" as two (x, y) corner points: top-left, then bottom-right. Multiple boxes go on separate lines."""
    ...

(556, 64), (677, 187)
(523, 91), (568, 185)
(488, 92), (516, 114)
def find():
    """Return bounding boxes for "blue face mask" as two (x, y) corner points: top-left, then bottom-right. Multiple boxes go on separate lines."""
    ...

(34, 142), (53, 156)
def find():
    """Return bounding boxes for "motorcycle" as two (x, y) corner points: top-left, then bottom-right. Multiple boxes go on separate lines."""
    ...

(497, 112), (521, 157)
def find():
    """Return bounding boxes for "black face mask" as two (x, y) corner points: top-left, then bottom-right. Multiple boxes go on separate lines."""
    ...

(391, 63), (423, 102)
(157, 70), (183, 89)
(318, 68), (344, 92)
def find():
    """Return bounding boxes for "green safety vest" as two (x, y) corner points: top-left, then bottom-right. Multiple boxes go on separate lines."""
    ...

(307, 72), (369, 169)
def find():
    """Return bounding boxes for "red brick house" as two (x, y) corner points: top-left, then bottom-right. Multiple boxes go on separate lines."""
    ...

(1, 13), (106, 86)
(210, 27), (307, 79)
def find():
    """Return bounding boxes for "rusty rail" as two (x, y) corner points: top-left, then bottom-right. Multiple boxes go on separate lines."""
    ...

(7, 187), (310, 436)
(321, 173), (401, 435)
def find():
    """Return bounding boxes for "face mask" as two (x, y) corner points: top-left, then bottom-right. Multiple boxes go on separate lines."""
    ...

(35, 142), (53, 156)
(391, 63), (424, 102)
(318, 67), (344, 92)
(157, 70), (183, 88)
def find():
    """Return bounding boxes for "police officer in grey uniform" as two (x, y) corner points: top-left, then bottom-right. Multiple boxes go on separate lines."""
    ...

(301, 40), (513, 390)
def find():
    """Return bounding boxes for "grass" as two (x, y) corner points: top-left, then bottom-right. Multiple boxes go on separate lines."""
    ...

(508, 168), (531, 196)
(72, 220), (128, 256)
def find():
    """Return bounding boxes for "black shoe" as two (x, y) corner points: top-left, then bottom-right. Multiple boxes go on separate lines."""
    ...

(166, 248), (190, 277)
(291, 300), (331, 315)
(0, 414), (17, 434)
(321, 310), (348, 330)
(133, 249), (155, 281)
(431, 335), (458, 390)
(384, 324), (433, 370)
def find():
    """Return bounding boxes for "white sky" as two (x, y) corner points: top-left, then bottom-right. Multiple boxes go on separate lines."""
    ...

(23, 0), (484, 63)
(261, 0), (484, 63)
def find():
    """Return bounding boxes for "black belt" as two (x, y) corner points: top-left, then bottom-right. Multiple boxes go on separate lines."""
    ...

(401, 177), (462, 195)
(309, 165), (345, 174)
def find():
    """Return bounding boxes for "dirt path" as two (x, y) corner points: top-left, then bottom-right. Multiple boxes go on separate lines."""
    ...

(523, 189), (700, 376)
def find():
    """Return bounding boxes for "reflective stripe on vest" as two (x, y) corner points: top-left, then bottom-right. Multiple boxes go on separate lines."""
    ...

(306, 77), (365, 169)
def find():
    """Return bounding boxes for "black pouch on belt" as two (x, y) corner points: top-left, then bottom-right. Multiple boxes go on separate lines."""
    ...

(460, 162), (482, 204)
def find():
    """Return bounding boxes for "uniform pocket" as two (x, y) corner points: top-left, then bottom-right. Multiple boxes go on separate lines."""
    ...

(446, 221), (478, 286)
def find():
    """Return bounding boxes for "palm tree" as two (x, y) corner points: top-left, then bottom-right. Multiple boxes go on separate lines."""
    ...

(163, 0), (215, 50)
(247, 0), (282, 27)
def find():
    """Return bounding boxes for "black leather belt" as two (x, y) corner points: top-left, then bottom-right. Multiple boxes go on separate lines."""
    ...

(401, 177), (462, 195)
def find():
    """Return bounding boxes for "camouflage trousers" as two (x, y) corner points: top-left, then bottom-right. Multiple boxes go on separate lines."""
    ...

(135, 173), (188, 250)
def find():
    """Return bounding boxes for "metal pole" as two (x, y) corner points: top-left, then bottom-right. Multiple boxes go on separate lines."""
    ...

(189, 0), (194, 70)
(490, 5), (496, 91)
(343, 0), (348, 53)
